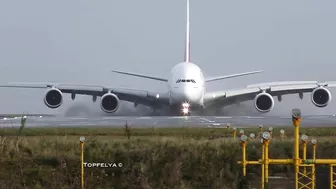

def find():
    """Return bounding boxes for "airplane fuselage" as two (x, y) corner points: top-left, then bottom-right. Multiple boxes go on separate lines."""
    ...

(167, 62), (205, 112)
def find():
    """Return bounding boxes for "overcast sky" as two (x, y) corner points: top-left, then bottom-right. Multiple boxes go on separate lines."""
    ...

(0, 0), (335, 116)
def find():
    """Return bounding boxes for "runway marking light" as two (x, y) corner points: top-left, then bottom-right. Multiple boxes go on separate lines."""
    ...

(240, 135), (248, 142)
(80, 136), (86, 142)
(280, 129), (285, 135)
(262, 131), (271, 140)
(239, 129), (244, 134)
(301, 134), (308, 142)
(226, 123), (231, 129)
(292, 108), (301, 119)
(156, 94), (160, 99)
(250, 133), (255, 139)
(232, 127), (237, 131)
(311, 138), (317, 145)
(268, 127), (273, 131)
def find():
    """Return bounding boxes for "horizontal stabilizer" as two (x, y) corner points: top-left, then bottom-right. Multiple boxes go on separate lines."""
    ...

(205, 70), (264, 82)
(111, 70), (168, 82)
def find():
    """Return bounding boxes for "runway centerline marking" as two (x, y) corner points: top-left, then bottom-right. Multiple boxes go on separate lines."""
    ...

(199, 117), (215, 123)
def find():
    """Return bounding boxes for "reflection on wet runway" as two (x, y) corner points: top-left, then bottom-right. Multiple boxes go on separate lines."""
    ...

(0, 115), (336, 128)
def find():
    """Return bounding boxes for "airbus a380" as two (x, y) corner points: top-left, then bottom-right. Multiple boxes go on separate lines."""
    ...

(1, 0), (336, 116)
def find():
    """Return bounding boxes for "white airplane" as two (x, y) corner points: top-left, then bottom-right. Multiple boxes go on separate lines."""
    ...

(1, 0), (336, 116)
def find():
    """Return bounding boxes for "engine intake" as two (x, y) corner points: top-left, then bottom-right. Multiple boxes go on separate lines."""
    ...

(311, 87), (331, 107)
(44, 88), (63, 108)
(254, 92), (274, 113)
(100, 93), (120, 113)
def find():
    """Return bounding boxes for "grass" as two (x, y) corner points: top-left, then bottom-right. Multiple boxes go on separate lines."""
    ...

(1, 125), (336, 188)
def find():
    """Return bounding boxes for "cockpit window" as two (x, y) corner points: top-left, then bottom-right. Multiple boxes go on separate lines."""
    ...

(176, 79), (196, 83)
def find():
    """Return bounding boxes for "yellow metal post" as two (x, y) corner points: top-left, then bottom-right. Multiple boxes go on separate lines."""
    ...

(280, 129), (285, 141)
(79, 136), (85, 189)
(265, 140), (269, 184)
(301, 134), (308, 175)
(330, 164), (336, 189)
(240, 135), (248, 176)
(233, 127), (237, 139)
(292, 108), (301, 189)
(242, 142), (246, 176)
(261, 139), (265, 189)
(311, 139), (317, 189)
(261, 131), (271, 188)
(330, 165), (333, 189)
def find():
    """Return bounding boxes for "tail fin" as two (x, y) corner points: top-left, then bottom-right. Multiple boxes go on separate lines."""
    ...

(184, 0), (190, 63)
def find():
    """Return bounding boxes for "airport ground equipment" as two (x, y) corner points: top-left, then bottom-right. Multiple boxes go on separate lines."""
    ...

(237, 108), (336, 189)
(80, 136), (85, 189)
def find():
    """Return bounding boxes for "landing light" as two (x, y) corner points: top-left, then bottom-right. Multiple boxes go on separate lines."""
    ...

(182, 102), (190, 108)
(311, 138), (317, 145)
(182, 108), (189, 114)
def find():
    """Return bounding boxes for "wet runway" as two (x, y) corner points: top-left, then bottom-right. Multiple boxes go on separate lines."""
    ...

(1, 115), (336, 128)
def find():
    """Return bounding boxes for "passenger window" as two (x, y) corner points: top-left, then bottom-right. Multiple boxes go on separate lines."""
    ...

(186, 80), (190, 82)
(182, 79), (185, 82)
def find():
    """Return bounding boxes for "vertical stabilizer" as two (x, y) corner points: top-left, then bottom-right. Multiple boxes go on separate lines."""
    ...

(184, 0), (190, 63)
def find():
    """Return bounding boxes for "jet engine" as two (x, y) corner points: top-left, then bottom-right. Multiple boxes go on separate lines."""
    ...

(44, 88), (63, 108)
(311, 87), (331, 107)
(100, 92), (120, 113)
(254, 92), (274, 113)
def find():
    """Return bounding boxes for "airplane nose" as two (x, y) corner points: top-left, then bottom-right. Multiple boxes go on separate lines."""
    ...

(184, 87), (201, 102)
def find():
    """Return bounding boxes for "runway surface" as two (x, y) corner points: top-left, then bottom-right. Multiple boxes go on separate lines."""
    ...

(1, 115), (336, 128)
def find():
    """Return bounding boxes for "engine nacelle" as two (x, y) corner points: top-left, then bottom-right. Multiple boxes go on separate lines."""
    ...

(44, 88), (63, 108)
(100, 93), (120, 113)
(311, 87), (331, 107)
(254, 92), (275, 113)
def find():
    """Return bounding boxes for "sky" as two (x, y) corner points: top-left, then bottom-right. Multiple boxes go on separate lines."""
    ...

(0, 0), (335, 116)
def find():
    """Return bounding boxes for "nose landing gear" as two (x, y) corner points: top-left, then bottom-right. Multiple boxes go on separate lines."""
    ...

(181, 102), (191, 116)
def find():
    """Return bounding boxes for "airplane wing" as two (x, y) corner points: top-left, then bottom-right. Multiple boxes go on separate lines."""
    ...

(0, 82), (170, 109)
(205, 70), (264, 82)
(204, 81), (336, 111)
(111, 70), (168, 82)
